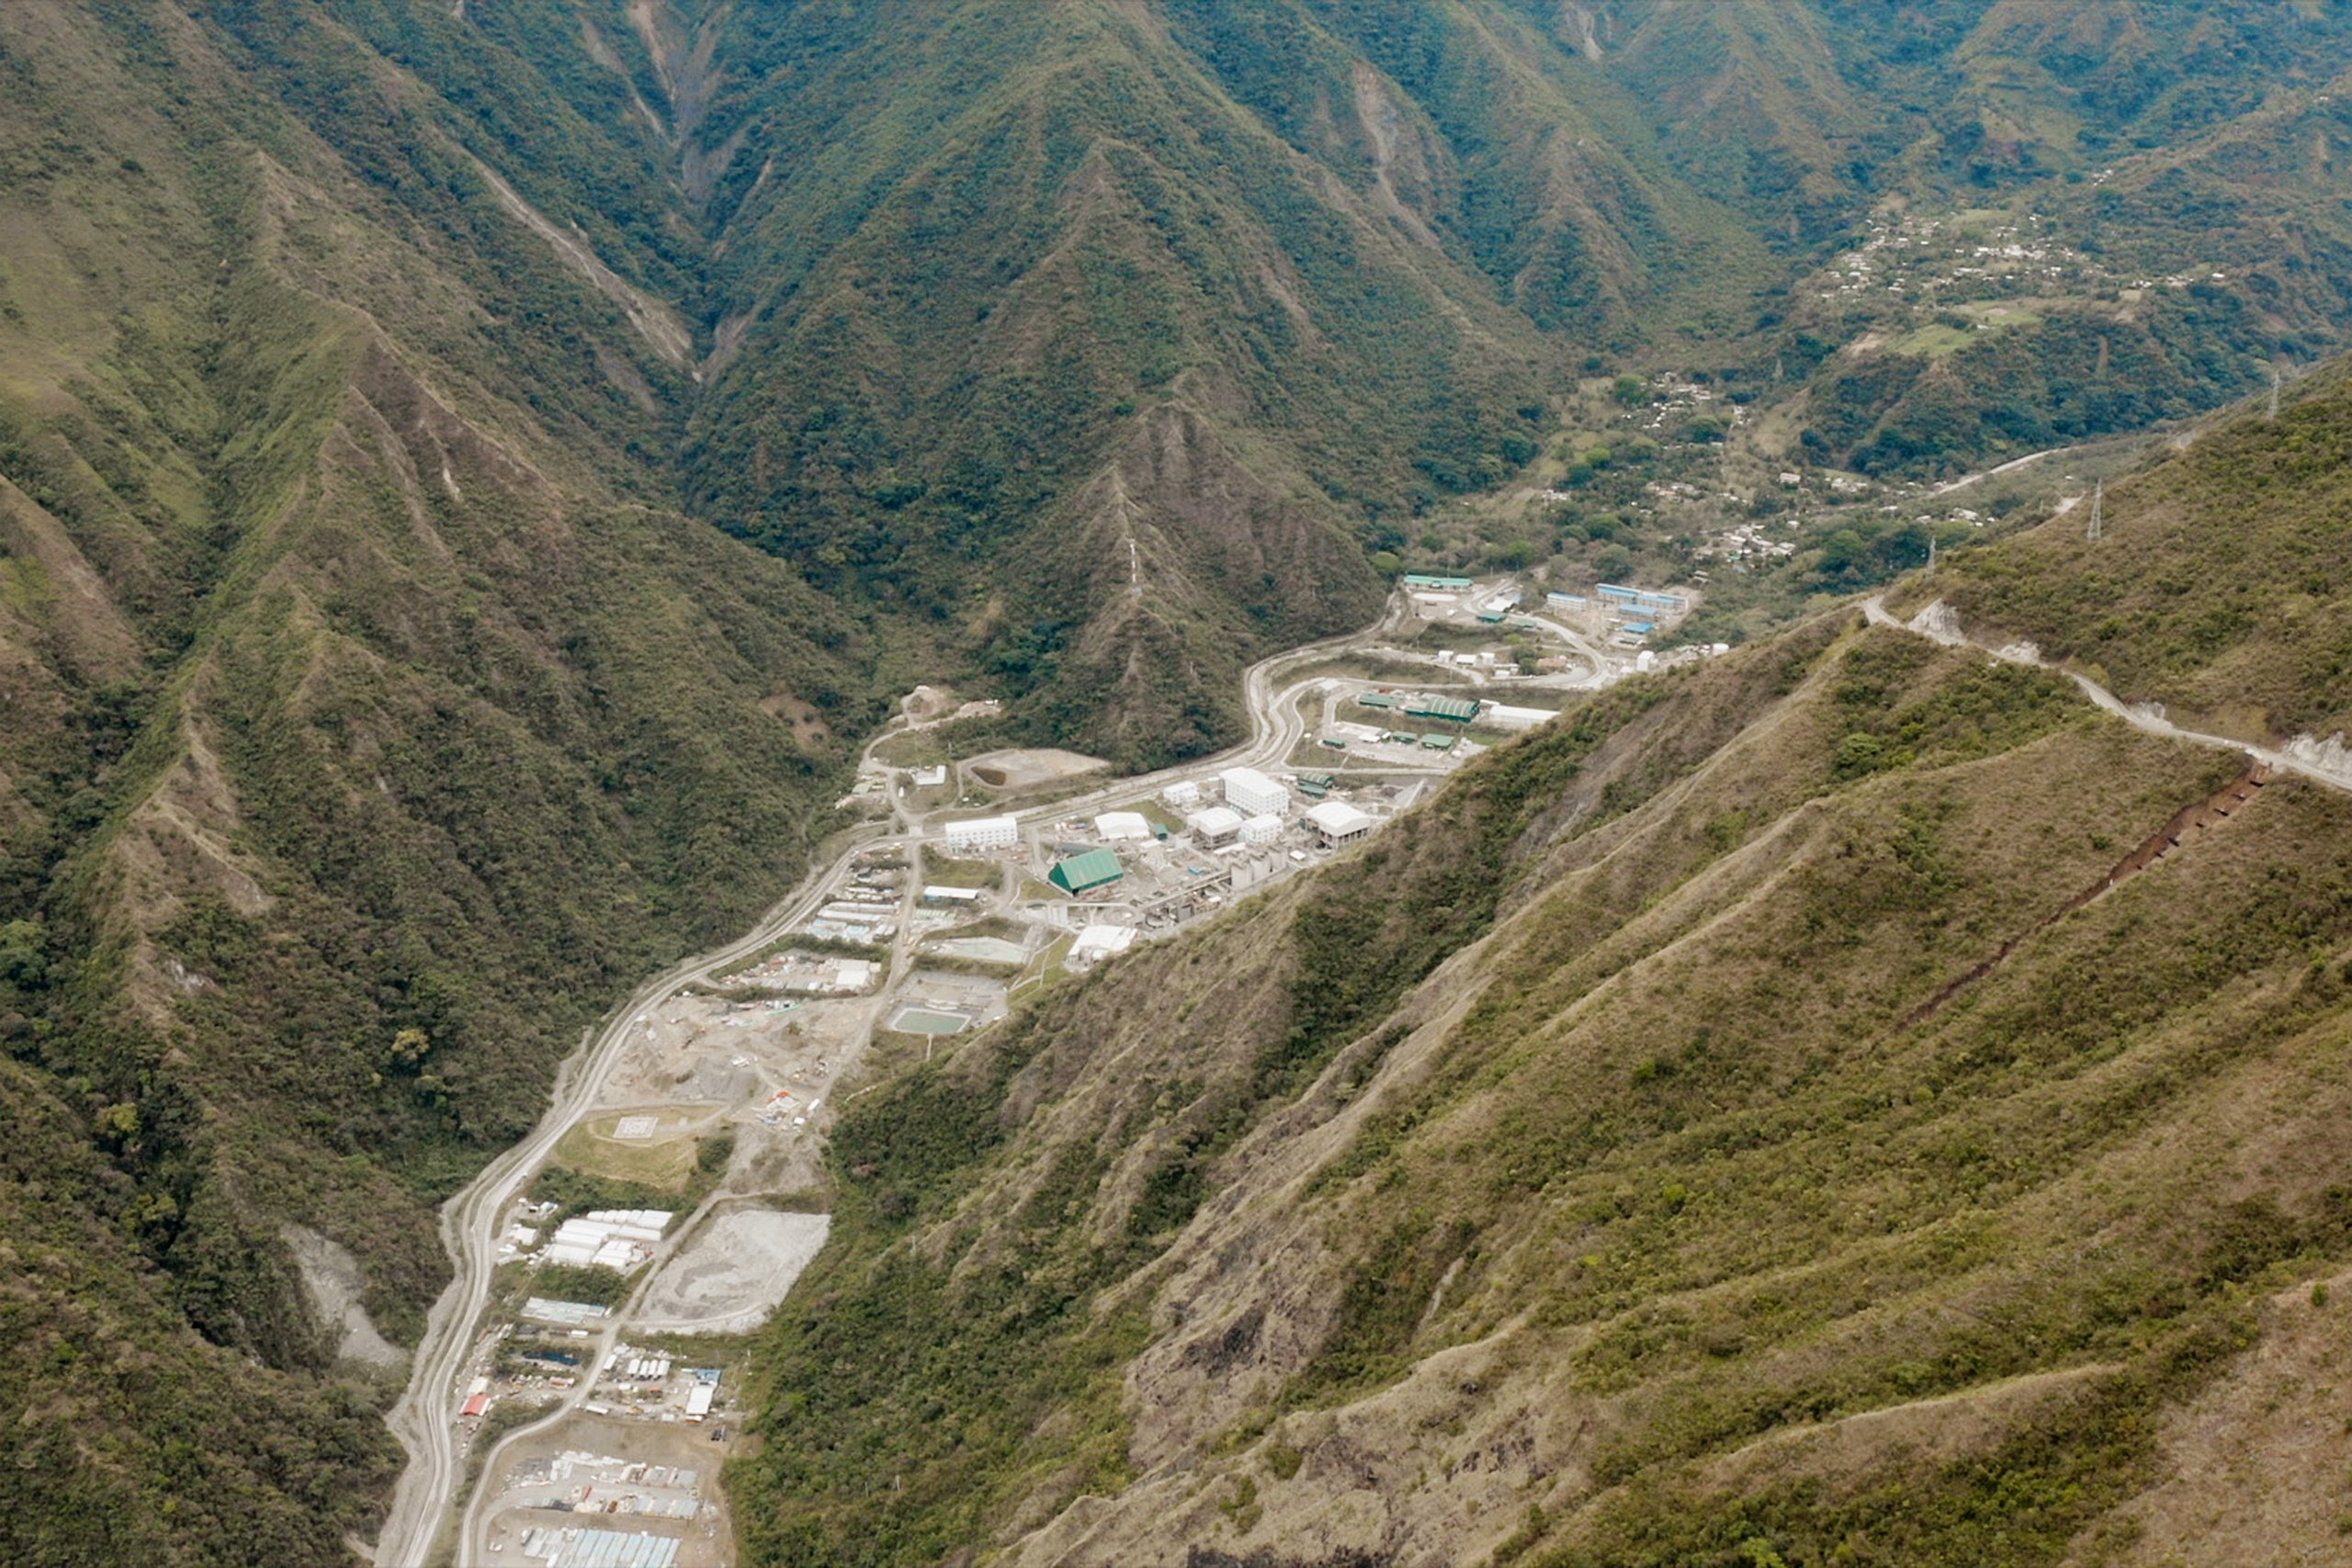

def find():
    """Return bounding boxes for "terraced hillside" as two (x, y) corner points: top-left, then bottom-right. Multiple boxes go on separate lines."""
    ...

(737, 377), (2352, 1565)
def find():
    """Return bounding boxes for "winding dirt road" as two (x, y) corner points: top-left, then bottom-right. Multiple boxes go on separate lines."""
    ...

(1863, 596), (2352, 798)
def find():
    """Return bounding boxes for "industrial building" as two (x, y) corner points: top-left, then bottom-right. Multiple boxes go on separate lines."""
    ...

(1188, 806), (1244, 848)
(1480, 704), (1557, 732)
(1406, 694), (1482, 723)
(1048, 848), (1125, 896)
(910, 765), (949, 788)
(1219, 766), (1288, 818)
(1597, 583), (1689, 617)
(1239, 813), (1283, 845)
(943, 815), (1019, 853)
(1070, 924), (1137, 964)
(921, 884), (986, 907)
(1402, 573), (1475, 591)
(544, 1210), (672, 1272)
(1161, 780), (1203, 809)
(1093, 810), (1154, 841)
(1306, 801), (1376, 850)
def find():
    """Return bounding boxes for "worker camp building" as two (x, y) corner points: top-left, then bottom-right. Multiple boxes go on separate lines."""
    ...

(1048, 848), (1125, 896)
(943, 815), (1020, 854)
(1219, 766), (1289, 819)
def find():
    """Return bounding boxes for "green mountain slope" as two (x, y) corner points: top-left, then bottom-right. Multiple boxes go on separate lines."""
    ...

(0, 6), (867, 1559)
(735, 377), (2352, 1564)
(1922, 355), (2352, 745)
(5, 3), (2352, 1561)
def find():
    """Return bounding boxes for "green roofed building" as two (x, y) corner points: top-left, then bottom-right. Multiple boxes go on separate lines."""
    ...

(1402, 573), (1476, 590)
(1406, 694), (1482, 723)
(1421, 732), (1458, 751)
(1355, 691), (1399, 710)
(1049, 848), (1125, 896)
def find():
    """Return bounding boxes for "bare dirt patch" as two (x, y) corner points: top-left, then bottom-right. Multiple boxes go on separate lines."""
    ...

(284, 1224), (405, 1373)
(964, 748), (1110, 788)
(634, 1208), (832, 1335)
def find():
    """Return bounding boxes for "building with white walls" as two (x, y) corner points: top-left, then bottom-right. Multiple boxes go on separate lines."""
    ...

(1219, 766), (1288, 818)
(943, 815), (1020, 853)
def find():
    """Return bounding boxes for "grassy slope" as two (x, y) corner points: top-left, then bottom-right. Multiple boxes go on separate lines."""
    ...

(1922, 357), (2352, 742)
(0, 6), (871, 1560)
(736, 380), (2352, 1564)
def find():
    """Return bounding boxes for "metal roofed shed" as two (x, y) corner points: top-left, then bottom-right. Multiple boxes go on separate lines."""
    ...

(1048, 848), (1125, 895)
(1402, 573), (1475, 590)
(1355, 690), (1399, 710)
(1306, 801), (1376, 849)
(1093, 810), (1154, 841)
(1405, 694), (1482, 723)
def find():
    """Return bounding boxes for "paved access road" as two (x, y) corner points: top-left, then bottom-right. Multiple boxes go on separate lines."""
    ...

(370, 594), (1429, 1565)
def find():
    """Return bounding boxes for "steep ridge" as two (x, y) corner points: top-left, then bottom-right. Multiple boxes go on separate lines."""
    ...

(0, 6), (866, 1558)
(1920, 355), (2352, 748)
(736, 376), (2352, 1563)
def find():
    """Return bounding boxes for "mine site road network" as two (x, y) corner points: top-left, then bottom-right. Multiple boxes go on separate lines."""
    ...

(369, 597), (1436, 1565)
(372, 587), (2351, 1564)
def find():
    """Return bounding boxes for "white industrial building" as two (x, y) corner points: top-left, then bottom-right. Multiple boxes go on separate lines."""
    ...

(1161, 780), (1203, 809)
(943, 815), (1019, 853)
(1479, 704), (1557, 732)
(910, 765), (949, 788)
(1306, 801), (1375, 850)
(1093, 810), (1154, 841)
(544, 1210), (673, 1273)
(1239, 813), (1283, 845)
(1070, 924), (1138, 964)
(1188, 806), (1244, 848)
(1219, 766), (1288, 818)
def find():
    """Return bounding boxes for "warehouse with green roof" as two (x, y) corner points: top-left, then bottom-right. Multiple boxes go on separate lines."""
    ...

(1406, 694), (1482, 723)
(1048, 848), (1125, 896)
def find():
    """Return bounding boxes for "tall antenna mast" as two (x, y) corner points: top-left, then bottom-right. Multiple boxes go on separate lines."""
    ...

(2086, 479), (2104, 543)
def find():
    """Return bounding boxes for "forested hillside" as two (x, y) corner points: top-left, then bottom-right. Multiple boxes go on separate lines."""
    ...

(736, 378), (2352, 1565)
(0, 6), (866, 1558)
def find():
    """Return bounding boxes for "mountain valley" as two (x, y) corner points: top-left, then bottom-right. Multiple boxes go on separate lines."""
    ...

(0, 4), (2348, 1565)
